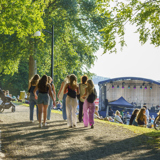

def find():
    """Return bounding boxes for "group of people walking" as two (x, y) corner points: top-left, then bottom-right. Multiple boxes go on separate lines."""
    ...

(28, 74), (97, 128)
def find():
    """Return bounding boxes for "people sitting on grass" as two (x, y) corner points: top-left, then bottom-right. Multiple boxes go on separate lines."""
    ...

(135, 108), (147, 127)
(94, 105), (104, 120)
(107, 116), (114, 122)
(108, 107), (114, 117)
(54, 101), (62, 111)
(129, 109), (139, 126)
(2, 90), (6, 96)
(126, 112), (131, 125)
(93, 106), (115, 122)
(114, 110), (123, 124)
(6, 90), (11, 97)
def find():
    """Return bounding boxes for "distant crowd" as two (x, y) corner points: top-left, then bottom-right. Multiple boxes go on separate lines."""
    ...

(94, 105), (155, 128)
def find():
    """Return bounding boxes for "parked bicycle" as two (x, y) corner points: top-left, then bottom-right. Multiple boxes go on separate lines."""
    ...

(154, 111), (160, 130)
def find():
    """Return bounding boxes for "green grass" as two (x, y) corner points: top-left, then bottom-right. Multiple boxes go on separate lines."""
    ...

(14, 101), (160, 147)
(95, 119), (160, 148)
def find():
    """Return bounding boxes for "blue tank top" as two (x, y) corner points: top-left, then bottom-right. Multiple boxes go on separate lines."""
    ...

(29, 86), (39, 95)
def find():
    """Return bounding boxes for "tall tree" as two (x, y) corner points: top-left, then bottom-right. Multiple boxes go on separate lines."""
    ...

(96, 0), (160, 54)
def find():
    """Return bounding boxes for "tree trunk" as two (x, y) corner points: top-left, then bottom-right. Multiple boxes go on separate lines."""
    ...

(29, 55), (37, 80)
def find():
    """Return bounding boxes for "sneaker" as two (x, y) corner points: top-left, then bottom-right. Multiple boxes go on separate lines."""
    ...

(43, 122), (47, 127)
(69, 126), (72, 128)
(39, 123), (42, 128)
(91, 124), (94, 129)
(30, 120), (34, 123)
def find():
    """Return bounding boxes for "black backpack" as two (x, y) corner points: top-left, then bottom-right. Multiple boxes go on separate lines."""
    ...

(87, 88), (97, 103)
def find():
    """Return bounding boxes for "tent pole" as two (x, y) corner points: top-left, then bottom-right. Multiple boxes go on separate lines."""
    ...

(106, 105), (109, 116)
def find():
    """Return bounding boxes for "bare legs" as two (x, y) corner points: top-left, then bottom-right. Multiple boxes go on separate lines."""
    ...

(38, 104), (48, 124)
(43, 105), (48, 124)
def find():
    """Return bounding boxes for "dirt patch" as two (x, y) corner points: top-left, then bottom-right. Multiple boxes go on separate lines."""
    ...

(0, 105), (160, 160)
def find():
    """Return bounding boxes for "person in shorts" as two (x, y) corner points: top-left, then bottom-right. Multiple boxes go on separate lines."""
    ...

(34, 75), (55, 128)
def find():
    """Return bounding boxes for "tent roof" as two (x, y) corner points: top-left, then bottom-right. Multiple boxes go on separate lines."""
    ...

(108, 96), (133, 108)
(98, 77), (160, 85)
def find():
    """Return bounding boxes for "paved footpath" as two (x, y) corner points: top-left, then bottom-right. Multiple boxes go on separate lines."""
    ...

(0, 105), (160, 160)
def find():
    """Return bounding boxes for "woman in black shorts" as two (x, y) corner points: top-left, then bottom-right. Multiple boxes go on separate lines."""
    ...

(34, 75), (55, 128)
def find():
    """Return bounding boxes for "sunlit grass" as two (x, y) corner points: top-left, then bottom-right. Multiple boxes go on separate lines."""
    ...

(95, 119), (160, 148)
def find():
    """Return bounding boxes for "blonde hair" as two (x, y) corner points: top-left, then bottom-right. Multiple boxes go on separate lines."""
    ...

(30, 74), (40, 85)
(69, 74), (77, 89)
(48, 76), (52, 83)
(115, 110), (120, 116)
(136, 108), (146, 122)
(87, 79), (95, 94)
(95, 105), (99, 109)
(64, 75), (70, 83)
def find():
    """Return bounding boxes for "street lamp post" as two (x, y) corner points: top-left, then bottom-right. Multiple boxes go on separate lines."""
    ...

(34, 25), (54, 82)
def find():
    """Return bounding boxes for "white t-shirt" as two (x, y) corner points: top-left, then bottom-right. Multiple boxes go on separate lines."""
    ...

(79, 83), (87, 102)
(114, 115), (123, 123)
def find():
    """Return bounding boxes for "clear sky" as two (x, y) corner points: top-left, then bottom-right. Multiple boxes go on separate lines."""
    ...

(90, 24), (160, 81)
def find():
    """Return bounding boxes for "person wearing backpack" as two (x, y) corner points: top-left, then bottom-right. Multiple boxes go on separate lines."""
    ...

(81, 79), (97, 129)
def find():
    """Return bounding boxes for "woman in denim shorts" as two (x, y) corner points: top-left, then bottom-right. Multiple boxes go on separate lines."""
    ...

(34, 75), (55, 128)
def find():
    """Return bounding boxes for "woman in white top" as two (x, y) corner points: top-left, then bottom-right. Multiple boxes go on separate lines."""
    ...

(78, 75), (88, 122)
(114, 110), (123, 124)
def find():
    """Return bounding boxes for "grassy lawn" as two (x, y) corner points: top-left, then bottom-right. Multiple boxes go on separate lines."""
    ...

(13, 101), (160, 148)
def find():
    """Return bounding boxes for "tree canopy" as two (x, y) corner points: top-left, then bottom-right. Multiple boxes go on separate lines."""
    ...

(0, 0), (49, 38)
(0, 0), (108, 95)
(97, 0), (160, 54)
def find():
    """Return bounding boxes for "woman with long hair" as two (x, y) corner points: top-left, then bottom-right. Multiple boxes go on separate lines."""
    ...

(81, 79), (97, 128)
(78, 75), (88, 122)
(34, 75), (55, 128)
(135, 108), (147, 126)
(129, 109), (139, 125)
(47, 76), (56, 120)
(28, 74), (40, 122)
(64, 74), (79, 127)
(58, 75), (70, 120)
